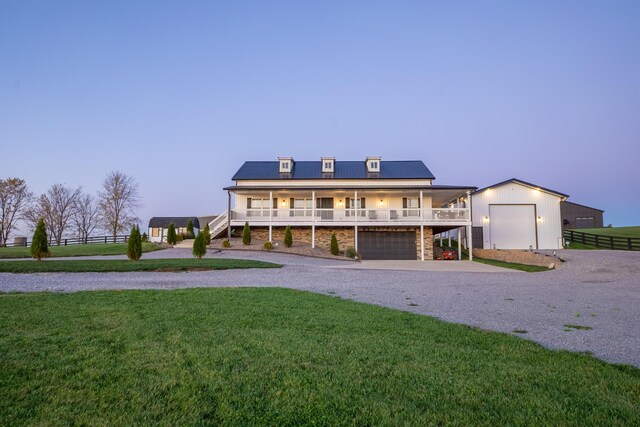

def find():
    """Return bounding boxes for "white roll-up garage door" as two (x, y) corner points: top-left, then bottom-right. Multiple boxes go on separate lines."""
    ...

(489, 205), (537, 249)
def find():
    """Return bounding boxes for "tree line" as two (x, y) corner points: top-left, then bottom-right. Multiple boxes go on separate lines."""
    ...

(0, 171), (140, 246)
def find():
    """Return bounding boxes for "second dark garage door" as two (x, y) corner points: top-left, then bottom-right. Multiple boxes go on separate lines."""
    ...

(359, 231), (416, 260)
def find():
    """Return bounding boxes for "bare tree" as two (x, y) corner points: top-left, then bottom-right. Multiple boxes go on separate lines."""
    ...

(0, 178), (33, 246)
(98, 171), (140, 240)
(73, 193), (100, 242)
(25, 184), (82, 245)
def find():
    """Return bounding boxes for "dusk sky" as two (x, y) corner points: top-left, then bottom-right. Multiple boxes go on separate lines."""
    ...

(1, 1), (639, 231)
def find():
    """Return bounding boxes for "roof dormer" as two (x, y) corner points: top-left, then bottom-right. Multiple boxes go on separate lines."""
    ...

(365, 156), (381, 173)
(321, 157), (335, 173)
(278, 157), (293, 173)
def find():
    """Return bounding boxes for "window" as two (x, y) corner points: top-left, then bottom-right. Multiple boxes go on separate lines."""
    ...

(247, 198), (270, 216)
(292, 198), (313, 216)
(325, 162), (331, 169)
(151, 228), (159, 237)
(403, 197), (420, 217)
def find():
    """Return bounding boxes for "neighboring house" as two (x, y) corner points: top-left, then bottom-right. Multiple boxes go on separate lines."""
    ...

(560, 201), (604, 230)
(210, 157), (477, 260)
(471, 178), (568, 250)
(148, 217), (200, 243)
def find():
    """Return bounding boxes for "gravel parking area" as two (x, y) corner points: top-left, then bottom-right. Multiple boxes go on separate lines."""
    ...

(0, 249), (638, 367)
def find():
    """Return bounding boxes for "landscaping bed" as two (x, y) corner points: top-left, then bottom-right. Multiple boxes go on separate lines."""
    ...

(211, 238), (355, 261)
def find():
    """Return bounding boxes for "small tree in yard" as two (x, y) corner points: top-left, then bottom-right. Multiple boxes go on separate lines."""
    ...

(242, 222), (251, 245)
(330, 233), (339, 256)
(31, 219), (49, 260)
(193, 231), (207, 258)
(203, 223), (211, 245)
(127, 224), (142, 261)
(284, 225), (293, 248)
(167, 223), (177, 245)
(186, 219), (195, 238)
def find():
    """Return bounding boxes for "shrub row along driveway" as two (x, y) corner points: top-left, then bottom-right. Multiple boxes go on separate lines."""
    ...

(0, 249), (638, 367)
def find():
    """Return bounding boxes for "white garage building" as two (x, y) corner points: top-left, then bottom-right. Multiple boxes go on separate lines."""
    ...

(471, 179), (568, 250)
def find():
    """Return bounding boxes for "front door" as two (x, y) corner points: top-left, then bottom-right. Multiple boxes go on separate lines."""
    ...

(317, 198), (334, 220)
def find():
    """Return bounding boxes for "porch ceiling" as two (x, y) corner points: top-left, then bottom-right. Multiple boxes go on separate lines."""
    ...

(225, 185), (475, 207)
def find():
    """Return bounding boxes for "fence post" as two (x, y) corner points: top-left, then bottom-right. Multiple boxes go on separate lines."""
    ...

(629, 238), (633, 251)
(610, 236), (614, 249)
(105, 236), (107, 244)
(595, 235), (599, 248)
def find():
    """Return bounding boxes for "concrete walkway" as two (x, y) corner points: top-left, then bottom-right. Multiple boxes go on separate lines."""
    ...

(328, 259), (522, 273)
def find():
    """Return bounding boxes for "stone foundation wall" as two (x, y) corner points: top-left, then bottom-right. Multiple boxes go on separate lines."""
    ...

(473, 249), (559, 268)
(241, 226), (434, 260)
(239, 227), (355, 252)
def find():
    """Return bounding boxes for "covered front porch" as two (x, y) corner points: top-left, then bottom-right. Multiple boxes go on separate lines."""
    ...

(222, 186), (475, 261)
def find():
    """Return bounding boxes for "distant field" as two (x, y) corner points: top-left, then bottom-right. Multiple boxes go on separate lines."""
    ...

(570, 226), (640, 238)
(0, 242), (162, 259)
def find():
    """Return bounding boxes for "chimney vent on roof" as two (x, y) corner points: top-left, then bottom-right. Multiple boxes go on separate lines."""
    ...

(278, 157), (293, 173)
(321, 157), (335, 173)
(365, 156), (381, 173)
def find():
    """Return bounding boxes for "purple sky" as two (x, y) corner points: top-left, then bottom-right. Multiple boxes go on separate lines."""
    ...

(1, 1), (639, 230)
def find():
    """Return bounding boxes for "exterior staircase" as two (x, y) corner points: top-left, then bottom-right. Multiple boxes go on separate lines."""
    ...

(208, 211), (229, 239)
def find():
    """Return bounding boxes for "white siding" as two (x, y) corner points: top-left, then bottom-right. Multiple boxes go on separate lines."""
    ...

(472, 182), (563, 250)
(234, 193), (433, 210)
(235, 179), (432, 187)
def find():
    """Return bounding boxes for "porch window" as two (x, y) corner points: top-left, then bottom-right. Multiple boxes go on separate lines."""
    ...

(346, 198), (366, 217)
(247, 198), (270, 216)
(291, 198), (313, 216)
(151, 228), (159, 237)
(402, 197), (420, 217)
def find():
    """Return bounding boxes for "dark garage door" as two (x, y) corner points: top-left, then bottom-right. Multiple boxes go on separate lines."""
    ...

(359, 231), (416, 260)
(575, 217), (596, 228)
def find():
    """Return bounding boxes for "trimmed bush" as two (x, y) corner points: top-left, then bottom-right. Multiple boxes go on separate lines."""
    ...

(222, 239), (231, 248)
(175, 234), (184, 242)
(242, 222), (251, 245)
(141, 232), (148, 242)
(30, 219), (50, 261)
(167, 223), (177, 245)
(284, 225), (293, 248)
(330, 233), (339, 256)
(203, 223), (211, 245)
(186, 220), (195, 239)
(192, 231), (207, 258)
(263, 241), (274, 250)
(345, 247), (357, 259)
(127, 224), (142, 261)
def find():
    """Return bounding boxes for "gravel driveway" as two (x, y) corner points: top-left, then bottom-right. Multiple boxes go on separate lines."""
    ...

(1, 249), (638, 367)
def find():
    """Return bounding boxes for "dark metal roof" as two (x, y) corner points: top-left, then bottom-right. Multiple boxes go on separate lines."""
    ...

(148, 217), (200, 228)
(561, 200), (604, 212)
(231, 161), (436, 180)
(472, 178), (569, 198)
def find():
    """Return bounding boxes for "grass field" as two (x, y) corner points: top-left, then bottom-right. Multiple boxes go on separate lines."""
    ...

(0, 258), (281, 273)
(572, 226), (640, 238)
(0, 288), (638, 425)
(0, 242), (163, 259)
(471, 257), (550, 272)
(564, 226), (640, 249)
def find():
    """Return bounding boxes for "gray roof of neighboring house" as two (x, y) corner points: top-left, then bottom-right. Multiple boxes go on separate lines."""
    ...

(231, 161), (436, 180)
(472, 178), (569, 198)
(148, 217), (200, 228)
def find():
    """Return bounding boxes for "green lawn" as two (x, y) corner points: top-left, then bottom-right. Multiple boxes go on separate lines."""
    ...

(571, 226), (640, 238)
(0, 242), (163, 259)
(0, 258), (280, 273)
(0, 288), (638, 425)
(472, 257), (550, 272)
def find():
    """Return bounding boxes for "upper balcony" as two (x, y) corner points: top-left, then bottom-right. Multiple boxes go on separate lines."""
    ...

(230, 207), (470, 226)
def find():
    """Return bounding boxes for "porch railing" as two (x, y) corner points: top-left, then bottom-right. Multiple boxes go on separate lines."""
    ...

(230, 208), (469, 223)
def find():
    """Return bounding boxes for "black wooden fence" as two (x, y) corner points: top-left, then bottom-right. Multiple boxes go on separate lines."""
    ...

(2, 235), (130, 248)
(563, 229), (640, 251)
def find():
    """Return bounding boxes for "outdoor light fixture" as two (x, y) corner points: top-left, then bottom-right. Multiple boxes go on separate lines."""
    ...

(483, 216), (490, 223)
(281, 200), (286, 207)
(337, 200), (343, 207)
(379, 199), (384, 207)
(537, 216), (543, 222)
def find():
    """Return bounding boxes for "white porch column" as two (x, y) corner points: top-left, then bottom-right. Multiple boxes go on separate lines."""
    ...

(420, 224), (424, 261)
(269, 191), (273, 242)
(458, 227), (462, 260)
(448, 230), (451, 248)
(354, 190), (358, 251)
(312, 191), (315, 248)
(467, 191), (473, 261)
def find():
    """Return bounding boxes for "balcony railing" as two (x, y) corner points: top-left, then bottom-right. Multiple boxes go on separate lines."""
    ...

(231, 208), (469, 224)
